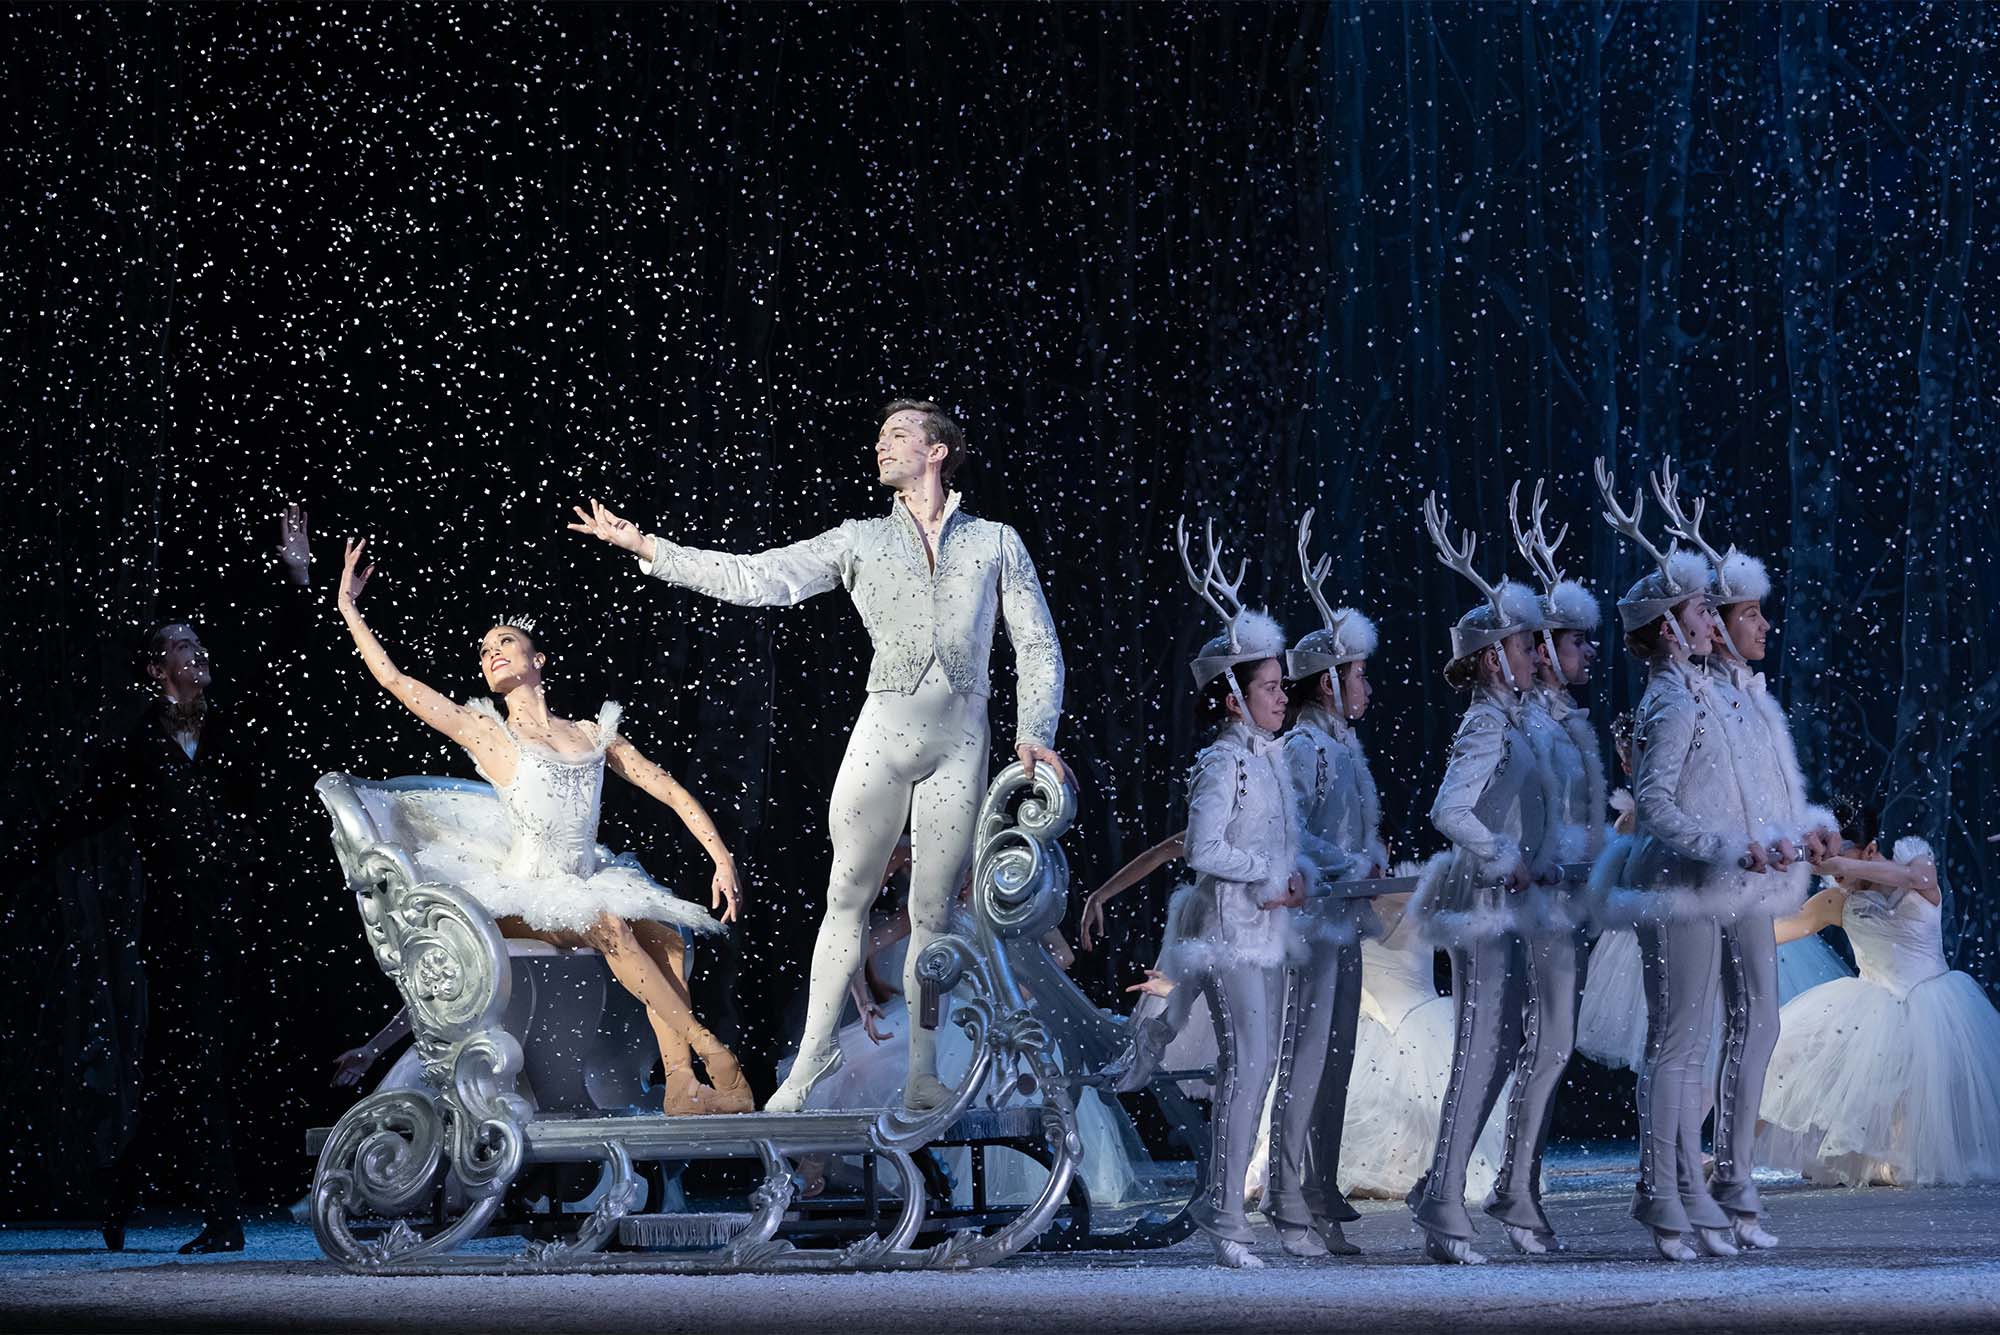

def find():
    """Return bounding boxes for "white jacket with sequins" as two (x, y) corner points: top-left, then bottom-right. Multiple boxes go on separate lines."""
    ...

(636, 491), (1064, 749)
(1596, 661), (1773, 925)
(1411, 686), (1558, 945)
(1166, 722), (1313, 977)
(1284, 706), (1385, 941)
(1703, 660), (1837, 916)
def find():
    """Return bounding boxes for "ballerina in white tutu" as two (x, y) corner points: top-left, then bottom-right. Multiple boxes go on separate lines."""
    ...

(335, 538), (751, 1115)
(1758, 801), (2000, 1188)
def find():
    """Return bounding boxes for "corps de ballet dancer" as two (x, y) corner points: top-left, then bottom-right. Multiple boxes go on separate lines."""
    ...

(1154, 516), (1308, 1268)
(1405, 494), (1558, 1265)
(1577, 716), (1850, 1077)
(1487, 479), (1608, 1255)
(1759, 800), (2000, 1188)
(1256, 510), (1383, 1258)
(568, 399), (1066, 1113)
(334, 538), (752, 1114)
(1590, 460), (1776, 1262)
(1647, 465), (1841, 1249)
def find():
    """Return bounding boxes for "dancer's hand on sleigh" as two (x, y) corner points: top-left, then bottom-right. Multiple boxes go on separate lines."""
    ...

(711, 857), (743, 923)
(330, 1045), (378, 1087)
(1078, 890), (1111, 952)
(568, 498), (653, 558)
(1772, 837), (1801, 871)
(1124, 968), (1175, 999)
(1740, 841), (1772, 874)
(1015, 741), (1069, 786)
(1505, 860), (1532, 894)
(1262, 871), (1310, 910)
(860, 998), (892, 1044)
(336, 537), (374, 609)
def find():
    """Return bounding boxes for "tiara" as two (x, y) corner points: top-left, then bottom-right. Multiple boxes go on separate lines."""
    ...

(494, 614), (539, 635)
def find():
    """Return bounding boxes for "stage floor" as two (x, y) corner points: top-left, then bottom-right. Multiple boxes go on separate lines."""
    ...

(5, 1150), (1997, 1334)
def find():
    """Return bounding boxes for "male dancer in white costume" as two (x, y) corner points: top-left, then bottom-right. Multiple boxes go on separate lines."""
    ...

(570, 400), (1066, 1111)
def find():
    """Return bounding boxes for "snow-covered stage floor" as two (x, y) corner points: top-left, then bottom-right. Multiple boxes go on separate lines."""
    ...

(5, 1150), (1997, 1333)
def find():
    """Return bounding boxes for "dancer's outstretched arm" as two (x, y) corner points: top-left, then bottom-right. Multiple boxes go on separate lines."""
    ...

(1078, 830), (1187, 952)
(1773, 885), (1847, 945)
(1810, 853), (1940, 904)
(335, 538), (511, 765)
(604, 737), (743, 923)
(569, 498), (848, 608)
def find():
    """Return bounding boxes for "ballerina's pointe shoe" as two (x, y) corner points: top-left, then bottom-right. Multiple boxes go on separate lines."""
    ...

(1424, 1230), (1488, 1265)
(764, 1045), (843, 1113)
(660, 1067), (720, 1116)
(1504, 1224), (1548, 1255)
(1652, 1229), (1699, 1262)
(1695, 1226), (1740, 1258)
(1731, 1215), (1779, 1250)
(1211, 1237), (1266, 1269)
(903, 1071), (952, 1112)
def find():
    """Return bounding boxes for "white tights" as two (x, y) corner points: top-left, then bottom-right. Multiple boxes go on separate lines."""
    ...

(793, 661), (990, 1086)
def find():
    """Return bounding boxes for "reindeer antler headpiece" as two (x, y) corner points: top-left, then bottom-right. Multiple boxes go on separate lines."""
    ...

(1509, 479), (1602, 687)
(1593, 456), (1712, 637)
(1649, 461), (1771, 660)
(1423, 493), (1541, 689)
(1178, 515), (1288, 722)
(1285, 509), (1378, 716)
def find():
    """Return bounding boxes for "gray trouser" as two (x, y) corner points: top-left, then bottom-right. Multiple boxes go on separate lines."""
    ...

(1712, 913), (1779, 1217)
(1188, 964), (1284, 1245)
(1410, 933), (1523, 1239)
(1265, 939), (1364, 1229)
(1634, 918), (1730, 1232)
(1489, 927), (1586, 1232)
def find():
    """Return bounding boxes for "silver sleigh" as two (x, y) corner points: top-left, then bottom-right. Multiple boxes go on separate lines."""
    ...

(307, 761), (1104, 1274)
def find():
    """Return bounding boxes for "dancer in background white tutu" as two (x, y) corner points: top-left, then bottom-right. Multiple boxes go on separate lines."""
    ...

(1759, 801), (2000, 1188)
(334, 538), (749, 1115)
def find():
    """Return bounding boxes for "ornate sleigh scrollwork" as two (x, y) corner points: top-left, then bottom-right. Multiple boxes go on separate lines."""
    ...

(312, 775), (532, 1270)
(309, 766), (1092, 1274)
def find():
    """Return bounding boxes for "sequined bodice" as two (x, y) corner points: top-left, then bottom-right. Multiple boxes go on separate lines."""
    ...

(463, 700), (617, 881)
(1843, 888), (1948, 996)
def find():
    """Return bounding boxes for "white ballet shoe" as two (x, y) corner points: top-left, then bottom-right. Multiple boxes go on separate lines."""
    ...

(1504, 1224), (1547, 1255)
(1211, 1236), (1266, 1269)
(764, 1045), (843, 1113)
(1694, 1226), (1740, 1258)
(1423, 1230), (1487, 1265)
(902, 1071), (952, 1112)
(1274, 1222), (1329, 1258)
(1652, 1229), (1699, 1263)
(1732, 1215), (1779, 1250)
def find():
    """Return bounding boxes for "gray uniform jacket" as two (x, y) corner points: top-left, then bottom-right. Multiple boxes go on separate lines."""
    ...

(1284, 706), (1386, 941)
(637, 491), (1064, 749)
(1411, 687), (1557, 945)
(1167, 723), (1310, 977)
(1599, 661), (1769, 925)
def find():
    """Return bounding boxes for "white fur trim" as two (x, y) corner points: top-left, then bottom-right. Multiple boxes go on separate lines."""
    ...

(1717, 549), (1771, 605)
(1667, 548), (1712, 598)
(1544, 580), (1602, 631)
(1332, 607), (1378, 660)
(1498, 579), (1544, 631)
(1892, 836), (1936, 866)
(1608, 787), (1635, 817)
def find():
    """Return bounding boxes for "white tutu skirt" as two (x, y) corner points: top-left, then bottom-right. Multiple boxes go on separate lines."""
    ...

(417, 846), (722, 939)
(1576, 928), (1851, 1073)
(1245, 998), (1503, 1205)
(1757, 970), (2000, 1187)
